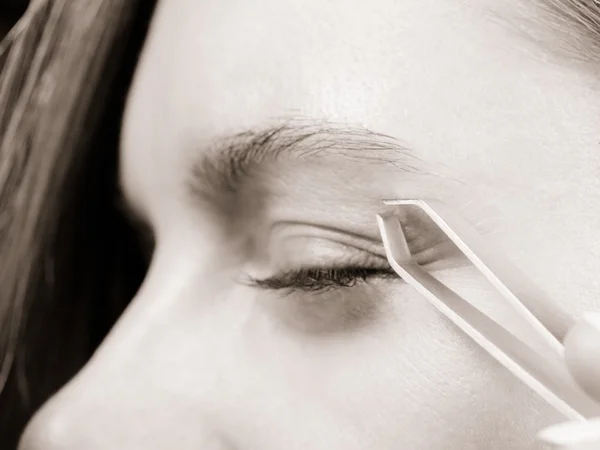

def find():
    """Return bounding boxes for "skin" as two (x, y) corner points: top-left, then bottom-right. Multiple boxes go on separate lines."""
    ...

(17, 0), (600, 449)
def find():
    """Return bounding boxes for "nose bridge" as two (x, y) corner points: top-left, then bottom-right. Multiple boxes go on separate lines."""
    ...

(96, 236), (242, 359)
(96, 242), (221, 353)
(18, 244), (244, 450)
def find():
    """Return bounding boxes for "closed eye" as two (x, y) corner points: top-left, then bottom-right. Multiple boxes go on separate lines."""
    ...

(249, 267), (398, 293)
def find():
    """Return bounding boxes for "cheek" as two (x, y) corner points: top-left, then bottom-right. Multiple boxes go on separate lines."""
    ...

(203, 283), (558, 449)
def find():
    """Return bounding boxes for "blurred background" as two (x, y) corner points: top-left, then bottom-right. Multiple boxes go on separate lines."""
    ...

(1, 0), (29, 41)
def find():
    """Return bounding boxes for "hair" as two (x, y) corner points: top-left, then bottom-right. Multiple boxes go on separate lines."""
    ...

(0, 1), (156, 448)
(0, 0), (598, 449)
(543, 0), (600, 60)
(501, 0), (600, 67)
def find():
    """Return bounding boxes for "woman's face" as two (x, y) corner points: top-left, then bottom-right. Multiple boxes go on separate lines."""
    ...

(19, 0), (600, 449)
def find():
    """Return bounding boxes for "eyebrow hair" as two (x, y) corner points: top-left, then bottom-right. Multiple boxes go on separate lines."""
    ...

(186, 119), (422, 209)
(116, 120), (428, 245)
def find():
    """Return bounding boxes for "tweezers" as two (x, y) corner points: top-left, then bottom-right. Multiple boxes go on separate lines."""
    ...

(376, 199), (600, 421)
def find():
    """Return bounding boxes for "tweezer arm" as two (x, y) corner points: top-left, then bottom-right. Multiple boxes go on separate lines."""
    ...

(392, 258), (600, 421)
(377, 210), (600, 421)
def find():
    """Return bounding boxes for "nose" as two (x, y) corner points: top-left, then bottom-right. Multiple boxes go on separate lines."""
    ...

(16, 366), (173, 450)
(17, 345), (235, 450)
(18, 393), (82, 450)
(16, 256), (242, 450)
(18, 387), (235, 450)
(19, 401), (229, 450)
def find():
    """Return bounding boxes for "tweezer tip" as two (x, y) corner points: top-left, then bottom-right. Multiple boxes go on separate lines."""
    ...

(376, 213), (413, 262)
(382, 199), (421, 206)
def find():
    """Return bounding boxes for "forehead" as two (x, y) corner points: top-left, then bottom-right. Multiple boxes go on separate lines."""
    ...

(128, 0), (540, 136)
(119, 0), (600, 227)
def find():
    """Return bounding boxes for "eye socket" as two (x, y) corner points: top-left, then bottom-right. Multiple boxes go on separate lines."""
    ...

(250, 266), (398, 293)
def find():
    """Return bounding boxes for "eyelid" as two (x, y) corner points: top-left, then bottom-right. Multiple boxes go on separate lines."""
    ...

(269, 221), (386, 254)
(255, 243), (392, 278)
(252, 216), (459, 292)
(268, 218), (455, 267)
(264, 226), (390, 276)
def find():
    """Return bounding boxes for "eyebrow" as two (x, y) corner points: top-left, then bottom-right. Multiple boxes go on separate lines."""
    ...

(186, 119), (423, 207)
(117, 120), (426, 238)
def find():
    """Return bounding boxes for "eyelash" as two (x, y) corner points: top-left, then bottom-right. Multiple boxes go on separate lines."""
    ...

(251, 267), (397, 293)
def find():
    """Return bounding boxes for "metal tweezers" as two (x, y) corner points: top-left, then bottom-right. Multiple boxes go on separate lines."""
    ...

(376, 199), (600, 421)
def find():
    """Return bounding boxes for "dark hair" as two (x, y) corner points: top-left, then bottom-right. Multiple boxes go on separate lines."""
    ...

(0, 1), (156, 448)
(0, 1), (29, 40)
